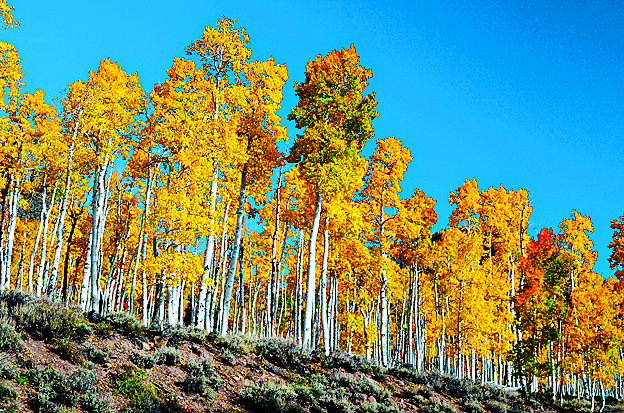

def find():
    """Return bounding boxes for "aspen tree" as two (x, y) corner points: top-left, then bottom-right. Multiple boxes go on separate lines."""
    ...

(288, 44), (377, 348)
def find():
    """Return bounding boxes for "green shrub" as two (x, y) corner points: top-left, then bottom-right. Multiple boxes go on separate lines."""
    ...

(130, 352), (157, 369)
(0, 290), (32, 315)
(51, 338), (84, 364)
(212, 333), (255, 354)
(352, 378), (389, 403)
(154, 346), (180, 366)
(183, 358), (221, 395)
(420, 400), (457, 413)
(82, 391), (112, 413)
(292, 383), (315, 406)
(113, 364), (158, 413)
(219, 348), (236, 366)
(0, 355), (17, 379)
(83, 344), (109, 364)
(485, 399), (508, 413)
(461, 399), (485, 413)
(163, 324), (207, 344)
(0, 315), (21, 352)
(28, 366), (75, 410)
(14, 298), (90, 340)
(104, 312), (142, 336)
(325, 350), (380, 375)
(357, 402), (400, 413)
(239, 381), (298, 413)
(317, 388), (353, 413)
(255, 337), (312, 369)
(69, 368), (95, 393)
(0, 382), (17, 405)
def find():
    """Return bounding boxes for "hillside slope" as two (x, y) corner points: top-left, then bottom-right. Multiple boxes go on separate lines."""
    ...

(0, 292), (619, 413)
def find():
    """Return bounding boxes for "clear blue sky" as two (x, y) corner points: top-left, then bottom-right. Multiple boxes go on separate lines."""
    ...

(4, 0), (623, 276)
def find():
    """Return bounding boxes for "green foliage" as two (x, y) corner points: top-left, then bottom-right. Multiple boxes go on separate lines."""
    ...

(419, 400), (457, 413)
(316, 388), (353, 413)
(325, 351), (381, 375)
(0, 382), (17, 405)
(485, 399), (508, 413)
(154, 346), (181, 366)
(239, 381), (298, 413)
(212, 333), (255, 354)
(356, 402), (400, 413)
(83, 344), (109, 364)
(113, 364), (158, 413)
(13, 298), (91, 340)
(0, 355), (17, 379)
(219, 348), (236, 366)
(163, 324), (207, 344)
(104, 312), (143, 336)
(461, 399), (485, 413)
(69, 368), (95, 393)
(183, 357), (221, 395)
(255, 337), (312, 369)
(351, 378), (389, 403)
(130, 352), (157, 369)
(28, 366), (75, 411)
(0, 314), (21, 351)
(51, 338), (84, 364)
(81, 391), (112, 413)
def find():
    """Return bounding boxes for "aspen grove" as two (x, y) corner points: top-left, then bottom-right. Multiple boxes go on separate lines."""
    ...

(2, 8), (624, 404)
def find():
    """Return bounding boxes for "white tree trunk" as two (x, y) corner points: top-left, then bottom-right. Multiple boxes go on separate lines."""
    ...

(2, 179), (20, 289)
(48, 144), (75, 295)
(219, 169), (247, 335)
(321, 216), (330, 355)
(28, 185), (46, 294)
(36, 186), (57, 297)
(302, 192), (322, 348)
(196, 166), (219, 327)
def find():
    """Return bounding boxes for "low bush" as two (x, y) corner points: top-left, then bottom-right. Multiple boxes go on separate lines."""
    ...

(104, 312), (143, 336)
(325, 351), (381, 375)
(317, 388), (353, 413)
(183, 357), (221, 395)
(255, 337), (312, 369)
(82, 390), (112, 413)
(51, 338), (84, 364)
(357, 401), (400, 413)
(0, 314), (21, 352)
(28, 366), (75, 410)
(461, 399), (485, 413)
(219, 348), (236, 366)
(0, 355), (17, 379)
(485, 399), (508, 413)
(419, 400), (457, 413)
(0, 290), (32, 315)
(239, 381), (298, 413)
(83, 344), (110, 364)
(130, 352), (157, 369)
(212, 333), (255, 354)
(163, 324), (207, 345)
(69, 368), (95, 393)
(14, 298), (91, 341)
(351, 378), (389, 403)
(154, 346), (181, 366)
(0, 382), (17, 405)
(112, 364), (158, 413)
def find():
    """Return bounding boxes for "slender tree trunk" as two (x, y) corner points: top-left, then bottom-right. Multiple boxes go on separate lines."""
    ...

(219, 168), (247, 335)
(28, 184), (46, 295)
(36, 185), (57, 297)
(196, 164), (219, 327)
(48, 143), (75, 294)
(302, 192), (322, 348)
(2, 175), (22, 289)
(321, 215), (330, 355)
